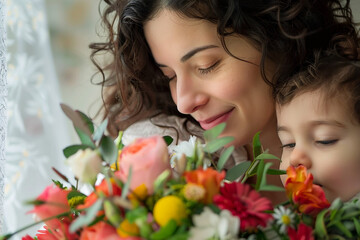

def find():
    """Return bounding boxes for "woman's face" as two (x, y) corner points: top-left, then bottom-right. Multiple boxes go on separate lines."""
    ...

(144, 9), (275, 147)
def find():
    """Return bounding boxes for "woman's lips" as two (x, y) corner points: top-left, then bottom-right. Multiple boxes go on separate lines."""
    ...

(198, 108), (234, 130)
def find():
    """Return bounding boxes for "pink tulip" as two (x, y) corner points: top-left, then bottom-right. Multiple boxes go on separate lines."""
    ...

(29, 185), (71, 229)
(80, 221), (121, 240)
(115, 136), (171, 195)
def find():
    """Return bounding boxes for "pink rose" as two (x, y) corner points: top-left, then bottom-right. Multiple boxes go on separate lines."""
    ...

(115, 136), (171, 194)
(29, 185), (71, 229)
(80, 221), (121, 240)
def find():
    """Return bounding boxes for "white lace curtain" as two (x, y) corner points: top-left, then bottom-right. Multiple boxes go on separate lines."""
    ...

(4, 0), (71, 237)
(0, 0), (7, 233)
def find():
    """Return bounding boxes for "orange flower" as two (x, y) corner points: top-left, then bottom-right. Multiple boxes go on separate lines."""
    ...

(285, 166), (330, 215)
(78, 178), (122, 210)
(184, 168), (225, 204)
(80, 221), (121, 240)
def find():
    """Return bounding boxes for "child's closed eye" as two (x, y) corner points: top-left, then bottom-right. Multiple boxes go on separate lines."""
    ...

(281, 143), (295, 149)
(315, 139), (338, 145)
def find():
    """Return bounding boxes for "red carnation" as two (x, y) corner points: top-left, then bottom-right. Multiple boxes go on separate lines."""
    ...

(213, 182), (273, 231)
(288, 223), (314, 240)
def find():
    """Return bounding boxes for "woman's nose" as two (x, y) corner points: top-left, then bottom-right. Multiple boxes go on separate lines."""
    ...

(289, 147), (312, 169)
(171, 74), (208, 114)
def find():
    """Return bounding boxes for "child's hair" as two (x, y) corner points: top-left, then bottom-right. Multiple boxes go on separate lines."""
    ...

(275, 53), (360, 122)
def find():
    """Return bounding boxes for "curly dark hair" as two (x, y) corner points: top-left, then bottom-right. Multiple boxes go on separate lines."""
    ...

(90, 0), (359, 136)
(276, 52), (360, 121)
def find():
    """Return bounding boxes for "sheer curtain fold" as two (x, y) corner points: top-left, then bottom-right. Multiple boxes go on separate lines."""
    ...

(5, 0), (71, 237)
(0, 0), (7, 233)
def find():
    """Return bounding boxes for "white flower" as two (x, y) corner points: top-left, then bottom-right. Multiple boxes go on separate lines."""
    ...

(189, 207), (240, 240)
(169, 136), (204, 167)
(272, 206), (296, 234)
(67, 149), (102, 184)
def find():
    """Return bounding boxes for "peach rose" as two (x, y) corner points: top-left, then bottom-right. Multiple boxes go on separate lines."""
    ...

(80, 221), (121, 240)
(30, 185), (71, 229)
(115, 136), (171, 194)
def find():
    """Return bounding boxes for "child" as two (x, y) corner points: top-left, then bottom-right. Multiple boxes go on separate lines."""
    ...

(275, 54), (360, 202)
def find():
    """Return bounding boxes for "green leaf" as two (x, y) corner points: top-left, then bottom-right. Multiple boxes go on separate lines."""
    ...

(258, 185), (285, 191)
(267, 169), (287, 175)
(121, 166), (132, 199)
(314, 209), (329, 238)
(163, 136), (173, 146)
(115, 131), (125, 150)
(150, 219), (178, 240)
(353, 217), (360, 236)
(154, 170), (171, 193)
(69, 198), (103, 232)
(255, 159), (265, 190)
(225, 161), (251, 181)
(75, 127), (95, 148)
(255, 153), (280, 161)
(76, 110), (95, 134)
(63, 144), (91, 158)
(217, 146), (234, 171)
(334, 222), (353, 238)
(99, 135), (118, 164)
(203, 136), (234, 154)
(252, 132), (262, 158)
(93, 118), (109, 142)
(168, 233), (190, 240)
(126, 207), (148, 223)
(203, 123), (226, 141)
(60, 104), (92, 137)
(67, 190), (87, 200)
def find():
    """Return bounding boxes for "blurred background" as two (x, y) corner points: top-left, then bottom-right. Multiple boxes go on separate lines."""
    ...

(3, 0), (360, 238)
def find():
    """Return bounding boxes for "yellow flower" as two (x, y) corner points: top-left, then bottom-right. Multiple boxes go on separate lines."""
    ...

(128, 184), (148, 201)
(183, 183), (205, 201)
(117, 219), (140, 237)
(110, 150), (122, 170)
(153, 195), (187, 226)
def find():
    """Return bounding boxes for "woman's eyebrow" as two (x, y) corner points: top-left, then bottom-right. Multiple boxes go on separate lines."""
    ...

(157, 44), (219, 68)
(181, 45), (218, 62)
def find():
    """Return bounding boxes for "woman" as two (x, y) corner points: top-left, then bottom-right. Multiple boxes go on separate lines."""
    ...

(90, 0), (359, 203)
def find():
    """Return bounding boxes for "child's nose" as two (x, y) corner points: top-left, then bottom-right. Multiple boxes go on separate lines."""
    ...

(289, 147), (312, 169)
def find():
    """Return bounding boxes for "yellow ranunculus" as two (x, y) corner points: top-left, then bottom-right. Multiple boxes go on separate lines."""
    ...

(153, 195), (187, 226)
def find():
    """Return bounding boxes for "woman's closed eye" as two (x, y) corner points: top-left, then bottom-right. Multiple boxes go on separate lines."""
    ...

(198, 60), (220, 75)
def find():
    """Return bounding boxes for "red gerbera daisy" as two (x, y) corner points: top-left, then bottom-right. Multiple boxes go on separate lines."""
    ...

(213, 182), (273, 231)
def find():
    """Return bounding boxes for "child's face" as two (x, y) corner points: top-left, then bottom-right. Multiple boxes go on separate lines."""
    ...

(276, 90), (360, 202)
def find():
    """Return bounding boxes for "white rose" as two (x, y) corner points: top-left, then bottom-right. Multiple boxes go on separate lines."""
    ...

(67, 149), (102, 184)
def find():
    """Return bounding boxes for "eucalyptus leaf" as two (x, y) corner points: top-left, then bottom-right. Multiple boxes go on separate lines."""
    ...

(252, 132), (262, 158)
(314, 209), (329, 238)
(163, 136), (174, 146)
(217, 146), (234, 171)
(203, 136), (234, 154)
(63, 144), (92, 158)
(203, 122), (226, 141)
(60, 103), (92, 137)
(225, 161), (251, 181)
(99, 135), (118, 164)
(255, 153), (280, 161)
(121, 166), (132, 199)
(154, 170), (171, 193)
(69, 199), (103, 233)
(75, 127), (95, 148)
(76, 110), (94, 134)
(93, 118), (109, 142)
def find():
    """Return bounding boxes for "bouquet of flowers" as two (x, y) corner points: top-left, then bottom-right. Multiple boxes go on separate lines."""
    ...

(1, 105), (360, 240)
